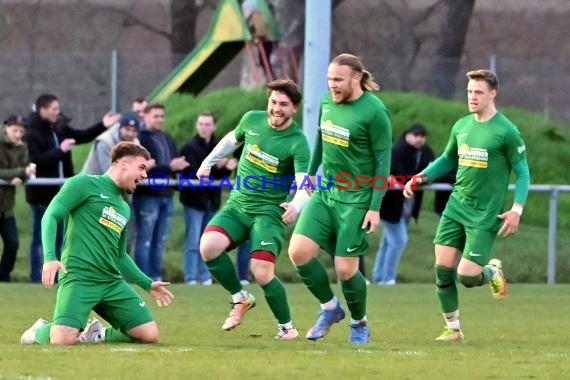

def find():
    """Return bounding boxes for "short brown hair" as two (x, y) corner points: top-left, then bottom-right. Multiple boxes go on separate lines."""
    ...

(111, 142), (151, 163)
(466, 69), (499, 90)
(143, 103), (165, 114)
(198, 110), (217, 124)
(266, 79), (302, 106)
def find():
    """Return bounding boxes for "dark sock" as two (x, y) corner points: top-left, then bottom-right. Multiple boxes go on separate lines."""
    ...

(295, 258), (334, 304)
(340, 271), (367, 320)
(261, 277), (292, 324)
(205, 253), (242, 295)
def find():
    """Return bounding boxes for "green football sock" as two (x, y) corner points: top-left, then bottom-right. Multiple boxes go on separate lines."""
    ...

(435, 264), (458, 313)
(295, 258), (334, 304)
(261, 277), (291, 324)
(34, 323), (52, 344)
(104, 327), (136, 343)
(340, 271), (367, 320)
(458, 273), (485, 288)
(205, 252), (242, 295)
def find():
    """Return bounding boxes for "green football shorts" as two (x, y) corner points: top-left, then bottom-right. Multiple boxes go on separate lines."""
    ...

(433, 214), (497, 266)
(205, 202), (286, 258)
(294, 191), (369, 257)
(53, 279), (154, 331)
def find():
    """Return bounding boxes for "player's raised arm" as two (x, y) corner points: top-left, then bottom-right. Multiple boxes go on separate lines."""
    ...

(196, 129), (243, 178)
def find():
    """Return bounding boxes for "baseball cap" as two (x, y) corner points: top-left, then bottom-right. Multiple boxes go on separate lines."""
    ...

(4, 115), (28, 128)
(119, 112), (140, 130)
(407, 123), (427, 136)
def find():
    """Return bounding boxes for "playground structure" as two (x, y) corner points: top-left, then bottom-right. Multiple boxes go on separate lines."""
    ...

(148, 0), (299, 102)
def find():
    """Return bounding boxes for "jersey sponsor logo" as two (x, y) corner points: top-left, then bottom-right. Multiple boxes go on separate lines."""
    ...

(247, 130), (260, 136)
(517, 145), (526, 154)
(245, 144), (279, 173)
(458, 144), (488, 168)
(346, 246), (359, 253)
(99, 206), (127, 234)
(320, 120), (350, 147)
(100, 193), (110, 199)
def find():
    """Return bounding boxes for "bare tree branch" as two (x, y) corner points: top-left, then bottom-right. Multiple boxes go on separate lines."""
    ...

(109, 7), (172, 41)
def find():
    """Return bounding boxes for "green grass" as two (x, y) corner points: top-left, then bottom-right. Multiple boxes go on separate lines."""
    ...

(1, 284), (570, 379)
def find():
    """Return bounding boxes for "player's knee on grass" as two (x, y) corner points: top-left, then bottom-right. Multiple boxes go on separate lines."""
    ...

(50, 325), (80, 345)
(457, 273), (485, 288)
(250, 253), (276, 285)
(128, 322), (160, 343)
(435, 264), (456, 288)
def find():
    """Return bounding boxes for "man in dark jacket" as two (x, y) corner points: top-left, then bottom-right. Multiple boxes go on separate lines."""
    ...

(133, 103), (189, 280)
(179, 111), (237, 285)
(25, 94), (119, 283)
(0, 115), (36, 281)
(373, 123), (434, 285)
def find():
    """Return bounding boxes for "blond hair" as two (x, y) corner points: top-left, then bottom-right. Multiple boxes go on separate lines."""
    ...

(331, 54), (380, 91)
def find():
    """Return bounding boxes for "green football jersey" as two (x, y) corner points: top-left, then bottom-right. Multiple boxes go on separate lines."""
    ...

(230, 110), (310, 212)
(442, 112), (527, 230)
(43, 174), (131, 283)
(311, 91), (392, 209)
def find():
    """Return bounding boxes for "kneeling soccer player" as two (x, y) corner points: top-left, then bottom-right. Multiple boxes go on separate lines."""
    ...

(21, 142), (174, 345)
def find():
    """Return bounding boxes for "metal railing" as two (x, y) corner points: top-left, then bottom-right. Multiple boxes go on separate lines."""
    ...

(9, 178), (570, 284)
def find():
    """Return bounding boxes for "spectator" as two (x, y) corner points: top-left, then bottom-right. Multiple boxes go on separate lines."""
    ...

(373, 123), (434, 285)
(179, 111), (237, 285)
(133, 103), (189, 280)
(82, 112), (141, 175)
(25, 94), (119, 283)
(132, 97), (148, 130)
(0, 115), (36, 282)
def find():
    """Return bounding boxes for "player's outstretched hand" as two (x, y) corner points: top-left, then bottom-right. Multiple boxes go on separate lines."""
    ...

(497, 211), (520, 238)
(280, 202), (299, 225)
(361, 210), (380, 234)
(150, 281), (174, 308)
(42, 260), (67, 288)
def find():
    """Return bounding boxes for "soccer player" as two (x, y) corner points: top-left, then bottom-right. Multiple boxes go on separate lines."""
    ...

(288, 54), (392, 343)
(196, 79), (311, 339)
(403, 69), (531, 341)
(20, 142), (174, 345)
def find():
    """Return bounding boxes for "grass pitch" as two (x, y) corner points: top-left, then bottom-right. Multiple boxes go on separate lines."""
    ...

(1, 284), (569, 379)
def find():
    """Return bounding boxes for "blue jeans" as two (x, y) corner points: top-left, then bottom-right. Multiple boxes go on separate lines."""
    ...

(183, 205), (214, 283)
(30, 204), (63, 283)
(236, 240), (251, 281)
(373, 218), (409, 283)
(133, 195), (174, 280)
(0, 215), (19, 282)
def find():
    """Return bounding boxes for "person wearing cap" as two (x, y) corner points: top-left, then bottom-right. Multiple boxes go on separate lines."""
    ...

(372, 123), (434, 286)
(82, 112), (141, 175)
(0, 115), (36, 281)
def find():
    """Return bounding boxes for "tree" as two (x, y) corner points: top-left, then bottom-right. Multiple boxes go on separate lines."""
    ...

(427, 0), (476, 98)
